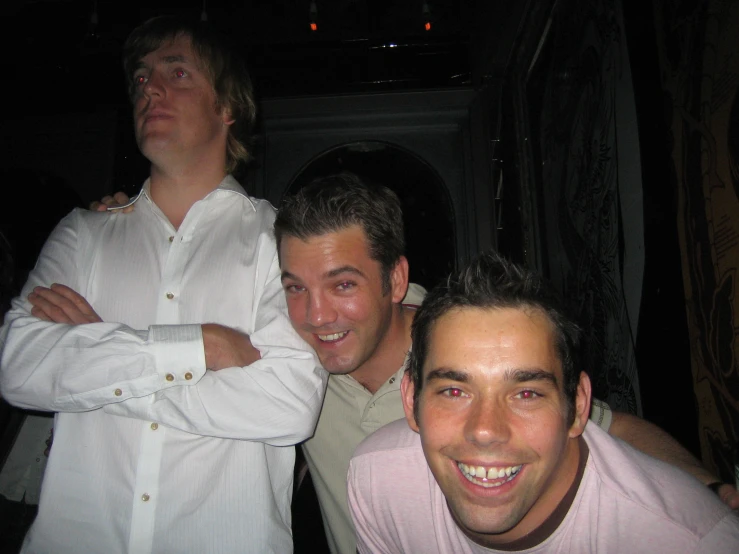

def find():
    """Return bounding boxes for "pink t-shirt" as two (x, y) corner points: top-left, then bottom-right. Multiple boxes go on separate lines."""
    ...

(348, 420), (739, 553)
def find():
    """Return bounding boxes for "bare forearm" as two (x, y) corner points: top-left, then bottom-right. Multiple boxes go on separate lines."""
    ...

(610, 411), (713, 482)
(609, 411), (739, 509)
(202, 323), (261, 370)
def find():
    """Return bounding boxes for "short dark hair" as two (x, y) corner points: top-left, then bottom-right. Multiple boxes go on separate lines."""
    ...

(408, 250), (583, 422)
(274, 172), (405, 294)
(122, 15), (257, 172)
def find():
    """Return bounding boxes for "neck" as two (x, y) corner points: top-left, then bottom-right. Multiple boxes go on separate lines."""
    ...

(351, 305), (415, 394)
(149, 156), (228, 229)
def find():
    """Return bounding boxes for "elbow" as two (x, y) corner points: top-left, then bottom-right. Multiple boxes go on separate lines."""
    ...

(0, 324), (39, 409)
(272, 360), (327, 445)
(291, 409), (321, 443)
(268, 388), (324, 446)
(0, 355), (17, 402)
(0, 368), (28, 409)
(0, 355), (49, 412)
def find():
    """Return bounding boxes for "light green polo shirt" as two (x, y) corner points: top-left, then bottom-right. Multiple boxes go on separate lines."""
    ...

(302, 365), (407, 554)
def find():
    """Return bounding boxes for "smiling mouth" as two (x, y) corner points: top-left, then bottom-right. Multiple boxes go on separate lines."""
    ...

(317, 331), (349, 342)
(457, 462), (523, 488)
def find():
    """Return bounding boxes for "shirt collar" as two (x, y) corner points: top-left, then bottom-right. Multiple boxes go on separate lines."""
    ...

(136, 175), (256, 212)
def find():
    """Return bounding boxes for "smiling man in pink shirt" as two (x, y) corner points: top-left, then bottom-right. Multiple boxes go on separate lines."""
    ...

(348, 251), (739, 553)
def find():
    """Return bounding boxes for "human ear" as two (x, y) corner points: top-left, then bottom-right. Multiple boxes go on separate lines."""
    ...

(568, 371), (592, 438)
(401, 372), (420, 433)
(390, 256), (410, 304)
(221, 105), (235, 126)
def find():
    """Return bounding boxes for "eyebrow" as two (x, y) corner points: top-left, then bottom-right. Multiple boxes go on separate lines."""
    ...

(161, 54), (188, 64)
(325, 265), (366, 279)
(424, 367), (558, 387)
(133, 54), (189, 72)
(281, 265), (366, 283)
(425, 368), (469, 384)
(505, 368), (559, 387)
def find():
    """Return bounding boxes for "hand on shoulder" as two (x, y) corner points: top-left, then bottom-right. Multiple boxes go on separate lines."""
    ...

(89, 191), (135, 213)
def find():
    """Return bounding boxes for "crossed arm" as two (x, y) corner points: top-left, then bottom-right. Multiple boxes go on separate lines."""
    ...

(0, 208), (326, 444)
(28, 283), (260, 371)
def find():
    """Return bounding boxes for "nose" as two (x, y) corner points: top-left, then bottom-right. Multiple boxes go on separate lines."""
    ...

(464, 396), (511, 447)
(305, 292), (337, 328)
(142, 70), (165, 99)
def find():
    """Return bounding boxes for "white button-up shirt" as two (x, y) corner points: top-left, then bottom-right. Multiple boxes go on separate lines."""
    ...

(0, 176), (327, 554)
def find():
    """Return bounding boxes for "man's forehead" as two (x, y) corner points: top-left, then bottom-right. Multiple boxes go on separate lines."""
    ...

(139, 35), (199, 66)
(281, 226), (371, 257)
(279, 229), (375, 280)
(423, 306), (562, 375)
(430, 305), (556, 336)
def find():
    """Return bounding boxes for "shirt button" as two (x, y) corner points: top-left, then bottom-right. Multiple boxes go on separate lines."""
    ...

(150, 423), (159, 431)
(168, 236), (174, 243)
(142, 493), (150, 502)
(389, 377), (396, 384)
(165, 374), (174, 382)
(166, 292), (174, 300)
(114, 388), (122, 396)
(184, 372), (193, 380)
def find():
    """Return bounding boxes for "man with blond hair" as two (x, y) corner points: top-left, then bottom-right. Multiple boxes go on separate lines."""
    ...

(0, 16), (325, 554)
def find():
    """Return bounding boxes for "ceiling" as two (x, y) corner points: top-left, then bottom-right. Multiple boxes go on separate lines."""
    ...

(5, 0), (492, 114)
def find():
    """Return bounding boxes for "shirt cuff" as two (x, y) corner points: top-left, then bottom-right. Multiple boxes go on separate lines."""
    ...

(149, 324), (207, 385)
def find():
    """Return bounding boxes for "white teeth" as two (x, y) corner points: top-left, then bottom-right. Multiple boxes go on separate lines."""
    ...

(317, 331), (349, 342)
(458, 462), (522, 488)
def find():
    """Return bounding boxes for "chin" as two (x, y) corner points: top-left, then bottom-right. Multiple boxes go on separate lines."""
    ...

(452, 505), (520, 539)
(139, 134), (174, 155)
(314, 351), (358, 375)
(321, 360), (359, 375)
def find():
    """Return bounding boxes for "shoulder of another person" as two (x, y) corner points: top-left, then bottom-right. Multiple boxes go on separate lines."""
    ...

(403, 283), (427, 307)
(235, 192), (272, 211)
(57, 207), (106, 233)
(353, 419), (418, 460)
(232, 195), (277, 225)
(588, 398), (613, 431)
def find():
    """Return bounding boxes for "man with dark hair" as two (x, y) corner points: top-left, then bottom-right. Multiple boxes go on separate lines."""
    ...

(348, 251), (739, 553)
(275, 172), (406, 297)
(0, 15), (325, 554)
(275, 172), (413, 385)
(275, 172), (419, 554)
(275, 173), (736, 554)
